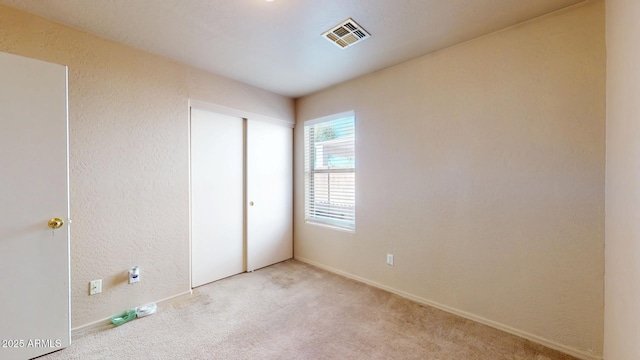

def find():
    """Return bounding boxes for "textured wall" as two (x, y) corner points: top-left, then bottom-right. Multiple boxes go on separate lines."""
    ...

(0, 5), (294, 328)
(294, 1), (604, 358)
(604, 0), (640, 359)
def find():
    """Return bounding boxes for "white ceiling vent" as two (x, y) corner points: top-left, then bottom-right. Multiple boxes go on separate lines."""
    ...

(322, 18), (371, 49)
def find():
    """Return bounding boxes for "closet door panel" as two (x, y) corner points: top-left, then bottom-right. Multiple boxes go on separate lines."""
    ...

(191, 109), (244, 287)
(247, 120), (293, 271)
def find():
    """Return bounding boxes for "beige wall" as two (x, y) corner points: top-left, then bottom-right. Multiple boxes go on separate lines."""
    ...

(0, 5), (294, 328)
(604, 1), (640, 359)
(295, 1), (605, 358)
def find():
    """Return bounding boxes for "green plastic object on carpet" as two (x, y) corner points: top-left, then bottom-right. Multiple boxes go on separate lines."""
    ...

(110, 310), (136, 326)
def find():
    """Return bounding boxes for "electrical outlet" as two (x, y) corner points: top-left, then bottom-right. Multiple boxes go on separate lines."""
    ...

(387, 254), (394, 266)
(89, 279), (102, 295)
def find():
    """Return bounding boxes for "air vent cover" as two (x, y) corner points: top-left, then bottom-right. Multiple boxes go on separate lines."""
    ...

(322, 18), (371, 49)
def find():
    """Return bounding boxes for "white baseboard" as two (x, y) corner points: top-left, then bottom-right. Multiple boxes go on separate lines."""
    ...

(71, 289), (193, 333)
(294, 256), (602, 360)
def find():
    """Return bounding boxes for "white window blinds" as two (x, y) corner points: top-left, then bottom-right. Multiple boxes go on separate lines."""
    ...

(304, 112), (355, 231)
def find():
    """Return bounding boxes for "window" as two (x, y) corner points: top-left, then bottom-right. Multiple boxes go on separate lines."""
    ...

(304, 111), (355, 231)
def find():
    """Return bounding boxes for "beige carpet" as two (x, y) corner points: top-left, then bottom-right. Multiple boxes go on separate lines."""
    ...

(41, 260), (577, 360)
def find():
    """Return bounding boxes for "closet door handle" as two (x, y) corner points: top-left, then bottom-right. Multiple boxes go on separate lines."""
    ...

(249, 201), (254, 206)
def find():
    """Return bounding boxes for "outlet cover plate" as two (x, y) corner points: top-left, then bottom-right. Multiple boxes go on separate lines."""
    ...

(387, 254), (394, 266)
(89, 279), (102, 295)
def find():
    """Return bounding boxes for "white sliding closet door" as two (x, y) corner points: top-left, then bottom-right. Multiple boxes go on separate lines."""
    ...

(191, 109), (244, 287)
(247, 119), (293, 271)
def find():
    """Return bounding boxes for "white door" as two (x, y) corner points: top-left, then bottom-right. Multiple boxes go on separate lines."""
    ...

(247, 120), (293, 271)
(0, 53), (70, 359)
(191, 109), (244, 287)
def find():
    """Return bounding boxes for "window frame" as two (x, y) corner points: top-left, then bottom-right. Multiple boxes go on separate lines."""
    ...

(303, 111), (356, 232)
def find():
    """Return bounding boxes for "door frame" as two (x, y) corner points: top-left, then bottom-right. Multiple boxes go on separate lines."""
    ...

(187, 99), (294, 289)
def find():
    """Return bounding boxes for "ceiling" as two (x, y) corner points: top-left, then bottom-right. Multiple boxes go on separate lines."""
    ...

(0, 0), (584, 98)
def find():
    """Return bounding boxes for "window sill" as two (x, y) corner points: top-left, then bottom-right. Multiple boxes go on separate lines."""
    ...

(305, 219), (355, 233)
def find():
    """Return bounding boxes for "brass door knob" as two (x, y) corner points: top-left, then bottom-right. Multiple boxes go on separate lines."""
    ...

(48, 218), (64, 229)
